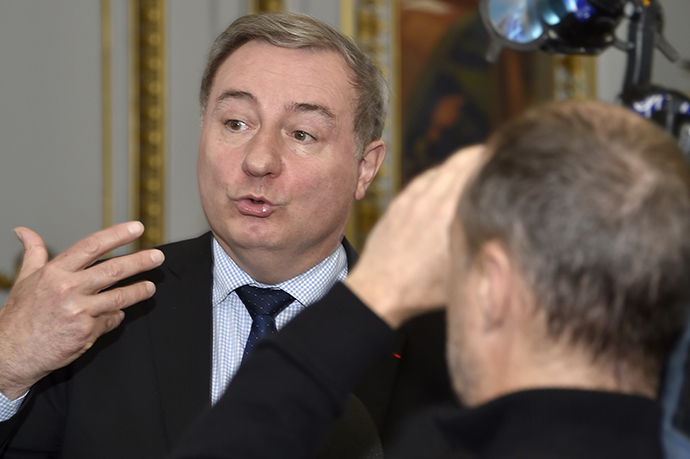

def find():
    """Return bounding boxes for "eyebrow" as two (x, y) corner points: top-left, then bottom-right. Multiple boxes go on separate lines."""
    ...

(213, 90), (337, 128)
(215, 90), (257, 107)
(288, 102), (336, 128)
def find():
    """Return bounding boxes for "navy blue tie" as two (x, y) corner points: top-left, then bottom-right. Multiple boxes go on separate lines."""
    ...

(235, 285), (294, 360)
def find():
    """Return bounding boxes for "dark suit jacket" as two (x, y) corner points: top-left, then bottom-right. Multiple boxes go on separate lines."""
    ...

(0, 232), (455, 458)
(172, 283), (665, 459)
(0, 233), (406, 458)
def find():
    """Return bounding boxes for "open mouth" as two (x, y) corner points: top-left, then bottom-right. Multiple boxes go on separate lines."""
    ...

(251, 199), (264, 204)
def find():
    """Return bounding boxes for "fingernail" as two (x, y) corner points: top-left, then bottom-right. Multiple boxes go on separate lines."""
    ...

(150, 250), (164, 264)
(13, 228), (23, 243)
(145, 282), (156, 295)
(128, 221), (145, 235)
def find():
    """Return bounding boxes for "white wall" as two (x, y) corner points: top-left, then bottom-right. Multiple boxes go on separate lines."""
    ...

(0, 2), (103, 303)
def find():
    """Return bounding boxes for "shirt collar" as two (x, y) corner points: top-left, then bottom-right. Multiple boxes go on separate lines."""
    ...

(211, 236), (348, 308)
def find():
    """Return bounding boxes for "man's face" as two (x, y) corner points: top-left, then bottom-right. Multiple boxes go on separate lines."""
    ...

(198, 41), (373, 278)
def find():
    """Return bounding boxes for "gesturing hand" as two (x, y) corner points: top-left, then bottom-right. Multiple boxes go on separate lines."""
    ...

(0, 222), (164, 400)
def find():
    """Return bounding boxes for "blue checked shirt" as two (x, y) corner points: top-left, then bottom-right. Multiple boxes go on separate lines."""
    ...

(210, 237), (348, 405)
(0, 391), (26, 421)
(0, 235), (348, 420)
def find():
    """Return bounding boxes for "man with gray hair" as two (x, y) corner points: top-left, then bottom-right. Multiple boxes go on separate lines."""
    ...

(172, 100), (690, 458)
(0, 12), (425, 458)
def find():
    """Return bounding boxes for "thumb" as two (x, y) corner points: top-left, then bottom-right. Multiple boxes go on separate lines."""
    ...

(13, 227), (49, 284)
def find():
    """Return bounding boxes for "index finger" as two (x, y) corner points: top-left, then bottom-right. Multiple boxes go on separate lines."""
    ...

(51, 222), (146, 272)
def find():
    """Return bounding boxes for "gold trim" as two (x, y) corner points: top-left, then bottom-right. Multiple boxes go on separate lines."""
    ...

(340, 0), (355, 38)
(128, 0), (140, 227)
(390, 0), (401, 195)
(249, 0), (284, 14)
(552, 55), (597, 101)
(0, 272), (14, 291)
(584, 56), (597, 99)
(102, 0), (113, 231)
(343, 0), (358, 243)
(345, 0), (399, 250)
(130, 0), (167, 249)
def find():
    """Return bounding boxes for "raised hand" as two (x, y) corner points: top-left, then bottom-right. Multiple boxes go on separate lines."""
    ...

(346, 145), (485, 328)
(0, 222), (164, 400)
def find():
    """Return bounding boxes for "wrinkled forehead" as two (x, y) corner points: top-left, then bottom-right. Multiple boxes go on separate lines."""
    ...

(211, 41), (354, 99)
(216, 37), (351, 84)
(209, 42), (357, 133)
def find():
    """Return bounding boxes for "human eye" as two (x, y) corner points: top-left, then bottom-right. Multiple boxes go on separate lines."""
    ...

(225, 119), (249, 132)
(292, 130), (316, 143)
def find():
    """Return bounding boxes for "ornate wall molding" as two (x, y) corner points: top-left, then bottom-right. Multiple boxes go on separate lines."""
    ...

(250, 0), (284, 14)
(129, 0), (166, 249)
(553, 55), (597, 101)
(344, 0), (399, 250)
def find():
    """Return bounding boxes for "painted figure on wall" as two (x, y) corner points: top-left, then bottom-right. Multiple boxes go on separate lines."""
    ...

(400, 0), (542, 185)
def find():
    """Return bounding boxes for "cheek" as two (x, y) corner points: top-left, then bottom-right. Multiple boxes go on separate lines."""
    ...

(197, 153), (220, 196)
(198, 144), (242, 187)
(446, 318), (467, 387)
(446, 304), (478, 403)
(446, 297), (465, 345)
(198, 136), (221, 177)
(291, 160), (358, 203)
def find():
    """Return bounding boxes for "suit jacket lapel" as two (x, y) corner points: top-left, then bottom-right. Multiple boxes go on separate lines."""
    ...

(342, 236), (359, 270)
(147, 232), (214, 447)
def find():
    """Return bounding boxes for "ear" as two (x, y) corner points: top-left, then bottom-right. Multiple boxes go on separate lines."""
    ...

(355, 140), (386, 200)
(476, 241), (514, 332)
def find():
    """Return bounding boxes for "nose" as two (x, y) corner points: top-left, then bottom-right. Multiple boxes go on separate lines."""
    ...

(242, 129), (283, 178)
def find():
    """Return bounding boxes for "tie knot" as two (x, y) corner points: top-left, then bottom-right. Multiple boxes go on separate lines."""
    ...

(236, 285), (295, 361)
(235, 285), (294, 319)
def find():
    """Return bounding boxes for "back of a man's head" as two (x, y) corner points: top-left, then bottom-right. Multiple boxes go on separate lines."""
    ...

(459, 100), (690, 390)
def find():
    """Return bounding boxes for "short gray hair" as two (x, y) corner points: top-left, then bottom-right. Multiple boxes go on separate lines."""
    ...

(460, 100), (690, 384)
(200, 12), (390, 157)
